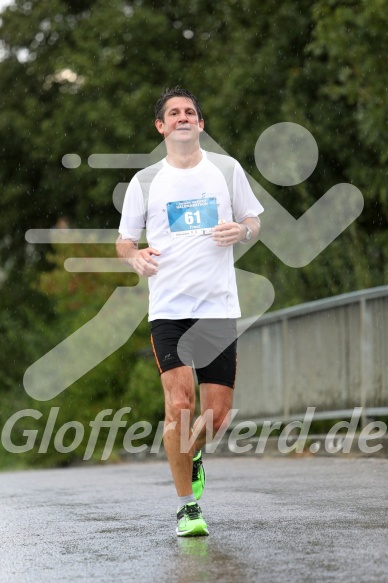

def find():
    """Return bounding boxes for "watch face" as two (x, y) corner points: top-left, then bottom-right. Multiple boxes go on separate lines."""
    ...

(246, 226), (252, 240)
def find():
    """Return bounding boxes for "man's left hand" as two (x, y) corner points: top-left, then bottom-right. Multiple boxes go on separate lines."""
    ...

(212, 222), (246, 246)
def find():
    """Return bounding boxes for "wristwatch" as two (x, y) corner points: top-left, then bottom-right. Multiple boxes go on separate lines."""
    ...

(242, 225), (252, 242)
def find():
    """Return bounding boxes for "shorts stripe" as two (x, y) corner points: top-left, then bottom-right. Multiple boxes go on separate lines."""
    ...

(150, 333), (163, 374)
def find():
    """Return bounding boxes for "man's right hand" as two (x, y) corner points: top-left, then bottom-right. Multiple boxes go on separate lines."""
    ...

(116, 236), (160, 277)
(132, 247), (160, 277)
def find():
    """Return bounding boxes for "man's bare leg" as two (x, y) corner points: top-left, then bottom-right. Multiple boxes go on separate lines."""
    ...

(161, 370), (234, 495)
(192, 383), (234, 452)
(161, 366), (196, 496)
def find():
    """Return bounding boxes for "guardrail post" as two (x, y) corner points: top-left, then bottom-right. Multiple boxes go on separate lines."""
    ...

(359, 298), (368, 430)
(282, 318), (289, 422)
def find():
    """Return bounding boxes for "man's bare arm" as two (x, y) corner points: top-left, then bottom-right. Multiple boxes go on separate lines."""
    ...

(116, 235), (160, 277)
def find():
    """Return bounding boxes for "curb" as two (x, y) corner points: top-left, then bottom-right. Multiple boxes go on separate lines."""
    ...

(119, 435), (388, 462)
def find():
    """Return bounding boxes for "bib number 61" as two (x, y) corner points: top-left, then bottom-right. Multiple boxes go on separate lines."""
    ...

(184, 210), (201, 225)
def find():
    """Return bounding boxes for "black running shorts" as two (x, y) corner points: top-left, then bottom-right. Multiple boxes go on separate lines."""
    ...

(150, 318), (237, 389)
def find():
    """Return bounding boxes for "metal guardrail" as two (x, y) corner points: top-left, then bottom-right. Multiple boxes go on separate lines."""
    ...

(234, 285), (388, 425)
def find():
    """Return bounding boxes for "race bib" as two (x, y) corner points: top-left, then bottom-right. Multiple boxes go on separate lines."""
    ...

(167, 197), (219, 238)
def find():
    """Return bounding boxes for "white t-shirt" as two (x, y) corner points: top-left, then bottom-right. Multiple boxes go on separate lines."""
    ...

(119, 150), (264, 321)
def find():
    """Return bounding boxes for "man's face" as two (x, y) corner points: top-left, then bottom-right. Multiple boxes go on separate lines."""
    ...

(155, 96), (204, 142)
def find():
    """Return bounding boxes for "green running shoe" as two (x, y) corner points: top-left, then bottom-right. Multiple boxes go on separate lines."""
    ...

(192, 450), (206, 500)
(176, 502), (209, 537)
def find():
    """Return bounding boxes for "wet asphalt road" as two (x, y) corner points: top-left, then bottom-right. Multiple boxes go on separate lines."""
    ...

(0, 456), (387, 583)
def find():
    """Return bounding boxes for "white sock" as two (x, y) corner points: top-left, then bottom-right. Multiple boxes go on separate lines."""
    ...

(177, 494), (197, 511)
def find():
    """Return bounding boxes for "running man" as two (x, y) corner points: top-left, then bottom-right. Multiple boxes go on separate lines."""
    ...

(116, 87), (263, 536)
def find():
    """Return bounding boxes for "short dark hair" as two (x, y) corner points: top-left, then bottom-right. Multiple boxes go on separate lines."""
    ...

(155, 86), (203, 121)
